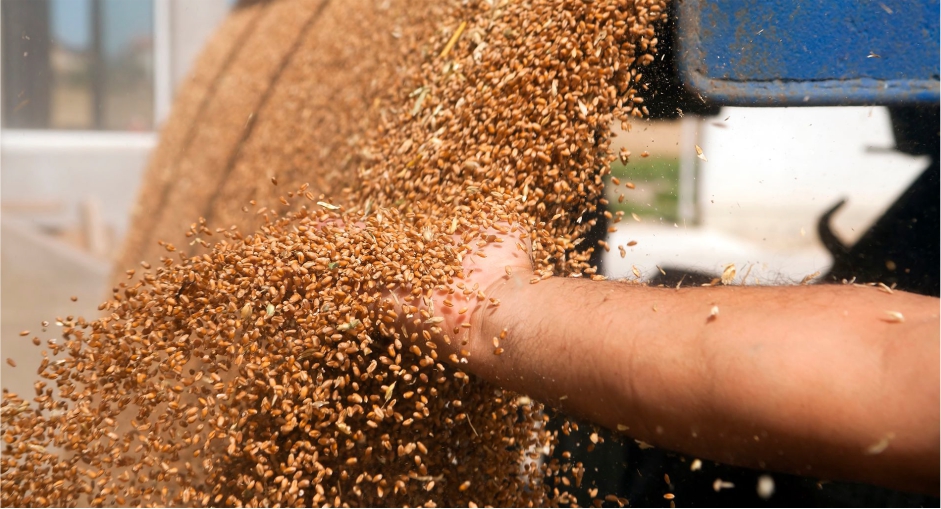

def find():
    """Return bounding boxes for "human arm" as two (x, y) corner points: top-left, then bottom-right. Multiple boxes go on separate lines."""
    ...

(465, 269), (939, 496)
(375, 219), (939, 495)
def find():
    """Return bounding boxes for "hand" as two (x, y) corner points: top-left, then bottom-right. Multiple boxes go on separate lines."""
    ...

(380, 221), (533, 357)
(316, 216), (533, 358)
(424, 223), (533, 352)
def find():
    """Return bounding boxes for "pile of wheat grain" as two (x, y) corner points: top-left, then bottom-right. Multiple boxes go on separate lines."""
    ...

(2, 0), (666, 506)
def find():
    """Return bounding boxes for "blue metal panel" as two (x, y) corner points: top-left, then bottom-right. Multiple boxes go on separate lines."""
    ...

(677, 0), (940, 105)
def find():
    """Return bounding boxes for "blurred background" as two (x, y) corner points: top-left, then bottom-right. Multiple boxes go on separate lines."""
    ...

(605, 108), (927, 283)
(2, 0), (232, 396)
(0, 0), (931, 414)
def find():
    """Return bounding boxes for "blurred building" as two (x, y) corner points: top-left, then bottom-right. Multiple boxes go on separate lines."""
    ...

(1, 0), (231, 399)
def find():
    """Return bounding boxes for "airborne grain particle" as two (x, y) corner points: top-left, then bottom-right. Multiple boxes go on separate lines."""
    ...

(713, 479), (735, 492)
(800, 271), (820, 285)
(6, 358), (16, 367)
(720, 263), (736, 285)
(866, 432), (895, 454)
(756, 475), (775, 499)
(883, 311), (905, 323)
(635, 440), (655, 450)
(618, 147), (631, 164)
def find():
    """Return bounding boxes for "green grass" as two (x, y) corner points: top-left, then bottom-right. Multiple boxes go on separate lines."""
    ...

(609, 156), (679, 182)
(607, 157), (680, 223)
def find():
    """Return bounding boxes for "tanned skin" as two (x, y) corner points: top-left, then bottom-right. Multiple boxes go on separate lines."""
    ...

(384, 223), (940, 496)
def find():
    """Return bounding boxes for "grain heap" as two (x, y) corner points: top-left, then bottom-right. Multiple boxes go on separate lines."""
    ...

(347, 0), (664, 278)
(3, 202), (554, 507)
(2, 0), (667, 506)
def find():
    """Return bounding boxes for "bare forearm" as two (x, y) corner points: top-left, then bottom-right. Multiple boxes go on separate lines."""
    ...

(468, 277), (940, 495)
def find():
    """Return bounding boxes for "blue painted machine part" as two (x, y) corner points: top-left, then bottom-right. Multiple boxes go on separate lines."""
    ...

(677, 0), (940, 105)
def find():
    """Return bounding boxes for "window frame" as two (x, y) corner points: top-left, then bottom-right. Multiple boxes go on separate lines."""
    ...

(1, 0), (229, 238)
